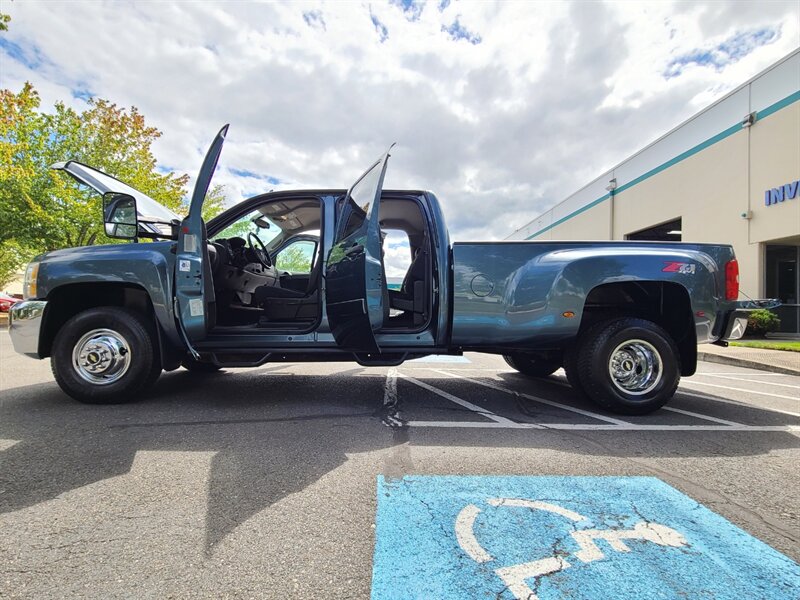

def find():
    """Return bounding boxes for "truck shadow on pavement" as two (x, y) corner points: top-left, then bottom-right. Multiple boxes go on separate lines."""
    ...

(1, 367), (799, 554)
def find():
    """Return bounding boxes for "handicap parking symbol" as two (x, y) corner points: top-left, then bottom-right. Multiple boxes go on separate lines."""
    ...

(371, 476), (800, 599)
(456, 498), (687, 599)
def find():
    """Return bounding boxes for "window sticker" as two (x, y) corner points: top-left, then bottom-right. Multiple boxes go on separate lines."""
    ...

(184, 234), (197, 253)
(188, 298), (204, 317)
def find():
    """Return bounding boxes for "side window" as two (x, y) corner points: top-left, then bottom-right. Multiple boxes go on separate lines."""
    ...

(335, 158), (383, 241)
(381, 229), (412, 290)
(276, 240), (317, 273)
(341, 204), (366, 239)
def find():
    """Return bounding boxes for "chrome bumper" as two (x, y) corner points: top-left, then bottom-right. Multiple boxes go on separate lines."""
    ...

(720, 309), (750, 341)
(713, 300), (780, 344)
(9, 300), (47, 358)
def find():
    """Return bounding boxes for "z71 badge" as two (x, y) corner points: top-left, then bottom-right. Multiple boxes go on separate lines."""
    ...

(662, 261), (696, 274)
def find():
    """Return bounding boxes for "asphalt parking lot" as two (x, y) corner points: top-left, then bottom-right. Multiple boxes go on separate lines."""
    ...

(1, 331), (798, 598)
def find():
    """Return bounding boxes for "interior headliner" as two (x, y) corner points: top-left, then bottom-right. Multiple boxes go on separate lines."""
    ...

(257, 199), (321, 234)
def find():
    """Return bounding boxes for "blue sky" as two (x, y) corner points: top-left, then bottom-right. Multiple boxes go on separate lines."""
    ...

(1, 0), (798, 247)
(665, 27), (781, 78)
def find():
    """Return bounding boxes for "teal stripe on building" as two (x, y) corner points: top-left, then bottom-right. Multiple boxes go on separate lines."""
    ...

(526, 90), (800, 240)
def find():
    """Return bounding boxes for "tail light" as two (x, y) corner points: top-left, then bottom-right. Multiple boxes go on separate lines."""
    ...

(725, 259), (739, 300)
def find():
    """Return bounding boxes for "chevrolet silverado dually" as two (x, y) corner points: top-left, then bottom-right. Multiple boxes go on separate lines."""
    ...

(9, 126), (754, 414)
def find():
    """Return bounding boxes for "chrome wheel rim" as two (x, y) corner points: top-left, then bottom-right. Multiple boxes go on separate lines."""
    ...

(71, 328), (131, 385)
(608, 339), (662, 396)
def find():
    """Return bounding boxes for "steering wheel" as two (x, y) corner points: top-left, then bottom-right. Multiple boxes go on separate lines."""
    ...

(247, 232), (272, 268)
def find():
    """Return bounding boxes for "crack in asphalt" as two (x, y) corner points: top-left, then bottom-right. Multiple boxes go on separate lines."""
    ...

(554, 429), (800, 547)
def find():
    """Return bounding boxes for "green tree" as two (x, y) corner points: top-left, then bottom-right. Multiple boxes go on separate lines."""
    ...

(275, 245), (313, 273)
(201, 184), (227, 222)
(0, 239), (25, 289)
(0, 83), (227, 277)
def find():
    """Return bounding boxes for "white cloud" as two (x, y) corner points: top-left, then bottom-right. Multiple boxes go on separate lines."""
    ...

(382, 229), (413, 279)
(1, 0), (798, 242)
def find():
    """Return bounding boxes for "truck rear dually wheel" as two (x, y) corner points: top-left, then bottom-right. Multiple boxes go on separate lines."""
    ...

(576, 317), (680, 415)
(51, 307), (161, 404)
(503, 354), (560, 377)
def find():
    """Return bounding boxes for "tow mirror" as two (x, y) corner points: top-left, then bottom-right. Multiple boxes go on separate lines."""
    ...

(103, 192), (138, 239)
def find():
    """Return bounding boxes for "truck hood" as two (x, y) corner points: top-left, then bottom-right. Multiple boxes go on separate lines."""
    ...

(36, 239), (174, 263)
(51, 161), (182, 230)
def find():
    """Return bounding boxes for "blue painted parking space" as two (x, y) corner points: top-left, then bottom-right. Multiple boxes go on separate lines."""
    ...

(371, 476), (800, 599)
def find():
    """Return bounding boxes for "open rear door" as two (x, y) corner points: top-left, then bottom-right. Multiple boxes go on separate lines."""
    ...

(174, 125), (229, 344)
(325, 147), (393, 352)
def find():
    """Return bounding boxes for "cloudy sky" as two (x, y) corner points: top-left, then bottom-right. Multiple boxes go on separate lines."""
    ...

(2, 0), (799, 252)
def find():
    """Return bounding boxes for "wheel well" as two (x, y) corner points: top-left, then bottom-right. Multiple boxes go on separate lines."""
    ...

(41, 283), (157, 358)
(581, 281), (697, 376)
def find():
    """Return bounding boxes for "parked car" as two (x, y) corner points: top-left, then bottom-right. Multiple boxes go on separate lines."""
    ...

(9, 126), (757, 414)
(0, 292), (21, 313)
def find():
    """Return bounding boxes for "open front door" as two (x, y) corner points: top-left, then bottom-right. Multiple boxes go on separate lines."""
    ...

(174, 125), (229, 344)
(325, 147), (393, 352)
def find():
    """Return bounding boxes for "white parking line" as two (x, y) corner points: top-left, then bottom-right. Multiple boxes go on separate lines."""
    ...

(408, 420), (528, 429)
(393, 366), (799, 432)
(419, 367), (516, 372)
(674, 389), (800, 418)
(693, 373), (800, 390)
(696, 372), (790, 376)
(381, 367), (404, 427)
(398, 372), (535, 428)
(659, 406), (744, 426)
(545, 424), (800, 432)
(429, 369), (631, 425)
(384, 368), (398, 406)
(405, 421), (800, 432)
(490, 373), (744, 425)
(682, 380), (800, 401)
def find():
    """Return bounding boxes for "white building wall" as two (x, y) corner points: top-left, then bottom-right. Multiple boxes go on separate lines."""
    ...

(506, 50), (800, 303)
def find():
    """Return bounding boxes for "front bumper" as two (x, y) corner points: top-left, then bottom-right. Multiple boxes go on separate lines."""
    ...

(9, 300), (47, 358)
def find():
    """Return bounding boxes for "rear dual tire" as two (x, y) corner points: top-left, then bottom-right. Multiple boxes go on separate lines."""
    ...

(503, 354), (560, 378)
(576, 318), (680, 415)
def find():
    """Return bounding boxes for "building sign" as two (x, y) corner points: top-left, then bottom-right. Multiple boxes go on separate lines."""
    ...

(764, 179), (799, 205)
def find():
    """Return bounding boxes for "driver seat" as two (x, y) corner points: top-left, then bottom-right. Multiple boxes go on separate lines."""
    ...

(253, 255), (323, 320)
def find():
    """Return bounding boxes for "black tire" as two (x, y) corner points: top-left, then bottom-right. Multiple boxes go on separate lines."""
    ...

(181, 356), (222, 373)
(51, 307), (161, 404)
(576, 317), (680, 415)
(503, 354), (560, 377)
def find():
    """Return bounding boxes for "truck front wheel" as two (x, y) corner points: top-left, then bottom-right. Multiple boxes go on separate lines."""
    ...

(577, 318), (680, 415)
(503, 354), (560, 377)
(51, 307), (161, 404)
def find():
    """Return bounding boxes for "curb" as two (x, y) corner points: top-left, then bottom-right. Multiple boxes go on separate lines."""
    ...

(698, 351), (800, 376)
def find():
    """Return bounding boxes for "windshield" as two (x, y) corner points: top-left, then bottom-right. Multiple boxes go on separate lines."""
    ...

(212, 209), (282, 247)
(213, 198), (323, 251)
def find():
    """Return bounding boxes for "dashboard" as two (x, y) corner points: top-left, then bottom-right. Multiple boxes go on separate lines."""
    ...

(210, 237), (278, 305)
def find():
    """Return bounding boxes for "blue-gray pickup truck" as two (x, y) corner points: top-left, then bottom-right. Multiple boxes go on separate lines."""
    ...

(9, 126), (754, 414)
